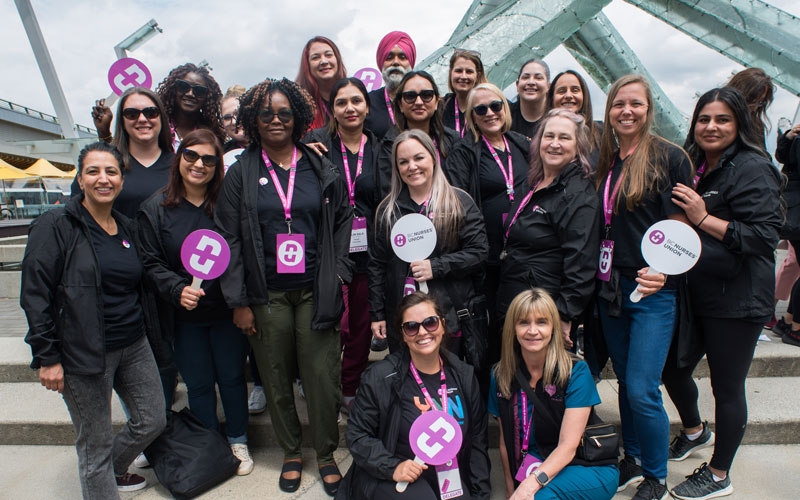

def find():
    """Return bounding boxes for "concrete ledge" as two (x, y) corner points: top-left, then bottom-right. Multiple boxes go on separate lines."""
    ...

(0, 272), (20, 298)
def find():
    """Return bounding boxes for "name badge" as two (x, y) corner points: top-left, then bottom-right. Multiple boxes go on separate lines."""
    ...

(403, 276), (417, 296)
(436, 457), (464, 499)
(515, 453), (543, 483)
(597, 239), (614, 282)
(349, 216), (368, 253)
(276, 233), (305, 274)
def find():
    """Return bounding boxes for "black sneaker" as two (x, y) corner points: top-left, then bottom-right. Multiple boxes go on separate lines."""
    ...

(370, 336), (388, 352)
(633, 477), (668, 500)
(668, 421), (715, 461)
(773, 318), (791, 337)
(783, 329), (800, 347)
(617, 454), (644, 491)
(671, 463), (733, 499)
(116, 472), (147, 492)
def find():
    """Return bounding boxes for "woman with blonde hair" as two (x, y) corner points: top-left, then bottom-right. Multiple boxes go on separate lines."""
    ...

(368, 129), (488, 367)
(489, 289), (618, 499)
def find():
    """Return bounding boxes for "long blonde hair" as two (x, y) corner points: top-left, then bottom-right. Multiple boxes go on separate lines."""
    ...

(494, 289), (573, 398)
(377, 129), (464, 249)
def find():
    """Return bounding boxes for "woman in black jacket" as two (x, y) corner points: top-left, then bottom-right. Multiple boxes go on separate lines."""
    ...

(215, 78), (352, 496)
(137, 129), (252, 475)
(497, 109), (600, 348)
(368, 129), (488, 367)
(340, 292), (491, 500)
(662, 87), (781, 500)
(22, 142), (166, 497)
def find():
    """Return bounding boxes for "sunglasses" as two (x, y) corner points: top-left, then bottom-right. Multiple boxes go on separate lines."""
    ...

(222, 113), (238, 123)
(400, 90), (436, 104)
(181, 148), (219, 168)
(121, 107), (160, 120)
(401, 315), (442, 337)
(175, 79), (209, 98)
(473, 100), (504, 116)
(259, 109), (294, 124)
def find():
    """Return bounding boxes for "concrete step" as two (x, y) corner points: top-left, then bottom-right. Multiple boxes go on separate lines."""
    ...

(2, 374), (799, 447)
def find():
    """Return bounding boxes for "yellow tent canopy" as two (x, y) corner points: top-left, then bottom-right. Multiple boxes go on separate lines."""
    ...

(0, 159), (36, 180)
(26, 158), (75, 178)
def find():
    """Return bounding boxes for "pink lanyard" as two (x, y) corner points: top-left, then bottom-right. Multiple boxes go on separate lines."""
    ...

(518, 390), (533, 456)
(503, 185), (537, 244)
(693, 161), (706, 188)
(482, 135), (515, 201)
(454, 100), (465, 138)
(409, 357), (447, 413)
(384, 88), (396, 125)
(432, 138), (443, 169)
(340, 134), (366, 208)
(602, 157), (626, 227)
(261, 147), (299, 232)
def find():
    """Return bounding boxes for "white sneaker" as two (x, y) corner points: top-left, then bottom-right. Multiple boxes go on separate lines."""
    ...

(230, 443), (254, 476)
(133, 452), (150, 468)
(248, 386), (267, 415)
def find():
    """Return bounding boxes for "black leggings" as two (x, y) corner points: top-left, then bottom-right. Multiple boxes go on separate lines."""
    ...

(662, 316), (761, 471)
(786, 240), (800, 318)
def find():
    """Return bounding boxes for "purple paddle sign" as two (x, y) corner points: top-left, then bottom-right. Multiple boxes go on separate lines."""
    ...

(108, 57), (153, 96)
(396, 410), (462, 493)
(180, 229), (231, 289)
(353, 67), (383, 92)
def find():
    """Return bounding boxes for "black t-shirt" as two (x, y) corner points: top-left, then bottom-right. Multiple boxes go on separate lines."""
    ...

(599, 143), (693, 270)
(509, 100), (542, 140)
(81, 206), (145, 352)
(442, 94), (467, 139)
(365, 87), (395, 140)
(479, 140), (530, 264)
(161, 198), (231, 322)
(257, 155), (321, 291)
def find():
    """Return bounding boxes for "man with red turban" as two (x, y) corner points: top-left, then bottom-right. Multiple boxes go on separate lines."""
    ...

(364, 31), (416, 140)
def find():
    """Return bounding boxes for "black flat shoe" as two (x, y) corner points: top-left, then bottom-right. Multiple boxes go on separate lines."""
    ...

(279, 460), (302, 493)
(318, 463), (342, 497)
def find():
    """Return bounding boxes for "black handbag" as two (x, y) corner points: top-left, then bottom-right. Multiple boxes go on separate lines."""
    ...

(454, 294), (489, 372)
(514, 368), (619, 466)
(144, 408), (241, 499)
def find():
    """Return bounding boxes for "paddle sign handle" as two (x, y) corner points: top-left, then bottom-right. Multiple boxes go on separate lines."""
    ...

(629, 267), (661, 303)
(419, 281), (429, 294)
(396, 456), (426, 492)
(190, 276), (203, 290)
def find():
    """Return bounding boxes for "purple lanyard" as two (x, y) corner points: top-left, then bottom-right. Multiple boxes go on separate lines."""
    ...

(503, 185), (537, 244)
(454, 100), (465, 138)
(261, 147), (299, 231)
(482, 135), (514, 201)
(603, 157), (625, 227)
(384, 88), (396, 125)
(432, 138), (443, 170)
(693, 161), (706, 188)
(518, 390), (533, 456)
(339, 134), (365, 208)
(409, 358), (447, 413)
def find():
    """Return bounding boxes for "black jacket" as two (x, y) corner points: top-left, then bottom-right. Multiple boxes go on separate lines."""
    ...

(447, 131), (531, 209)
(214, 143), (353, 330)
(688, 145), (781, 319)
(498, 162), (601, 322)
(21, 195), (164, 375)
(339, 349), (491, 500)
(368, 188), (488, 342)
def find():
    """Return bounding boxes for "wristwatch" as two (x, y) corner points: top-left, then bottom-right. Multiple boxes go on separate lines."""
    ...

(533, 469), (550, 487)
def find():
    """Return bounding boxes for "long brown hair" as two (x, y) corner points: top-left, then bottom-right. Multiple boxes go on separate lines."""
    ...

(113, 87), (172, 170)
(162, 129), (224, 217)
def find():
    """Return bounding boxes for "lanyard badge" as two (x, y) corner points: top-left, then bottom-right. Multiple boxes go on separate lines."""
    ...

(263, 147), (306, 274)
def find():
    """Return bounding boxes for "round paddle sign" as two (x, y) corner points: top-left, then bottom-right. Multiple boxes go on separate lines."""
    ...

(409, 410), (463, 465)
(390, 213), (437, 263)
(630, 219), (701, 302)
(180, 229), (231, 289)
(108, 57), (152, 95)
(353, 67), (383, 92)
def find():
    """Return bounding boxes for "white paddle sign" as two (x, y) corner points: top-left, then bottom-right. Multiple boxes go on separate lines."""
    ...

(390, 213), (437, 293)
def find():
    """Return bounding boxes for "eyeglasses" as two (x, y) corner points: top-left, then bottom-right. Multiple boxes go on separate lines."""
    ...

(222, 113), (238, 123)
(175, 79), (210, 98)
(258, 109), (294, 124)
(121, 107), (160, 120)
(473, 100), (504, 116)
(181, 148), (219, 167)
(400, 90), (436, 104)
(401, 316), (442, 337)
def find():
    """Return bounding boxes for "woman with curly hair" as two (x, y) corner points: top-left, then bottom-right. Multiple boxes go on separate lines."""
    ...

(215, 78), (352, 496)
(296, 36), (348, 130)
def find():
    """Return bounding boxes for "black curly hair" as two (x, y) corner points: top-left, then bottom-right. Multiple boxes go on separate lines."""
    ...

(156, 63), (225, 143)
(238, 78), (316, 146)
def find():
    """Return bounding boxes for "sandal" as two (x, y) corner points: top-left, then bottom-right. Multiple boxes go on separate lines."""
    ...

(279, 459), (302, 493)
(318, 462), (342, 497)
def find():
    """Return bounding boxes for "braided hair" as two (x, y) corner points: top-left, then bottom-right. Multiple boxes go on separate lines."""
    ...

(156, 63), (225, 143)
(238, 78), (316, 146)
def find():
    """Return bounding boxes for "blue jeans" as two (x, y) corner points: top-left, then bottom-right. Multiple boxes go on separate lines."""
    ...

(535, 464), (619, 500)
(173, 319), (249, 443)
(598, 277), (676, 480)
(62, 335), (166, 499)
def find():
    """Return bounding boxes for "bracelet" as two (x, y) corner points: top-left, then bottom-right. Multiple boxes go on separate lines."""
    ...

(697, 213), (709, 228)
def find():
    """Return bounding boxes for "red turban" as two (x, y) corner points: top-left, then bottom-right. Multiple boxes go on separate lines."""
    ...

(376, 31), (416, 69)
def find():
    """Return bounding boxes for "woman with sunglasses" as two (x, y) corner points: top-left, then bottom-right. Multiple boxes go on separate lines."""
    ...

(137, 129), (253, 476)
(510, 59), (551, 139)
(547, 70), (602, 153)
(303, 77), (387, 413)
(448, 83), (531, 367)
(490, 289), (618, 500)
(215, 78), (352, 496)
(296, 36), (348, 130)
(368, 129), (488, 366)
(340, 291), (491, 500)
(495, 109), (600, 354)
(442, 49), (487, 138)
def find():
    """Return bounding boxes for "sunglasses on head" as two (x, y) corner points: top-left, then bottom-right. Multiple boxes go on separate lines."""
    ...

(181, 148), (219, 168)
(473, 100), (504, 116)
(121, 107), (160, 120)
(400, 90), (436, 105)
(401, 315), (442, 337)
(454, 48), (482, 59)
(259, 109), (294, 124)
(175, 79), (209, 98)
